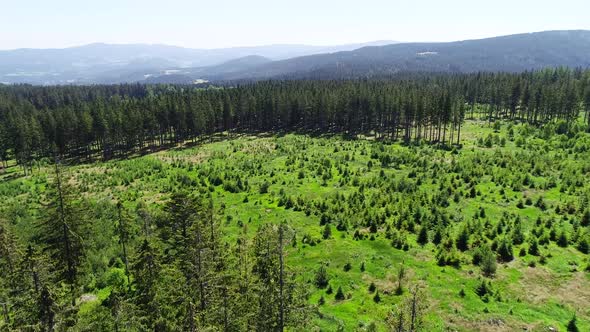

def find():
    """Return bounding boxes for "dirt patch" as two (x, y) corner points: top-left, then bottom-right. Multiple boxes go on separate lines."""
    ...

(445, 314), (536, 332)
(240, 140), (276, 154)
(155, 150), (211, 164)
(512, 267), (590, 309)
(79, 294), (98, 303)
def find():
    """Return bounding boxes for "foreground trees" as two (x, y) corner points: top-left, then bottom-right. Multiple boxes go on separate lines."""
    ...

(0, 176), (310, 330)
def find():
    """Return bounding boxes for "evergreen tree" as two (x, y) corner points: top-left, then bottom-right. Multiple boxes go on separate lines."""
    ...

(335, 287), (345, 301)
(567, 314), (578, 332)
(314, 265), (329, 289)
(456, 226), (470, 251)
(132, 239), (160, 330)
(417, 226), (429, 246)
(322, 224), (332, 240)
(477, 245), (497, 277)
(36, 159), (84, 310)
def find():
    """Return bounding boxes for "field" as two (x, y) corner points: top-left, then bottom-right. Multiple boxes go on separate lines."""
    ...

(1, 119), (590, 331)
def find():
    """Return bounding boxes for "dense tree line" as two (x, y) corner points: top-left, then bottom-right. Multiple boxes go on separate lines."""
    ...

(1, 68), (589, 172)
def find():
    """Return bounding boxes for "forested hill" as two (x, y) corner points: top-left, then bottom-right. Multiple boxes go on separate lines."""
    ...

(210, 30), (590, 81)
(2, 31), (590, 84)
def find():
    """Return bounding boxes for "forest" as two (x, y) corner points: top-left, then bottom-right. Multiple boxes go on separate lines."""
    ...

(1, 68), (590, 331)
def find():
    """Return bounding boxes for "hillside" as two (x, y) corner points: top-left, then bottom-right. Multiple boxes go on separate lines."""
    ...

(144, 55), (273, 84)
(209, 30), (590, 80)
(1, 120), (589, 331)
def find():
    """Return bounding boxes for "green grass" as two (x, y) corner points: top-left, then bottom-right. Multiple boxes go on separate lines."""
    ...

(1, 120), (589, 331)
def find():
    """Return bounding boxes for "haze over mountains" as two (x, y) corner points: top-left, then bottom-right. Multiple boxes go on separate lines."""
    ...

(2, 30), (590, 85)
(0, 41), (396, 85)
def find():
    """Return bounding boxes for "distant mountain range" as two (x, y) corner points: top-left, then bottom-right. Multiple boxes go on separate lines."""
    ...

(207, 30), (590, 81)
(0, 41), (396, 85)
(1, 30), (590, 85)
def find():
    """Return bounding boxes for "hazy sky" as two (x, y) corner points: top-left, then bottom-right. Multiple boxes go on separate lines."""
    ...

(1, 0), (589, 50)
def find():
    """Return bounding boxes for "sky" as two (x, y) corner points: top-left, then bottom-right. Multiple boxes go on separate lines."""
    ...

(1, 0), (589, 50)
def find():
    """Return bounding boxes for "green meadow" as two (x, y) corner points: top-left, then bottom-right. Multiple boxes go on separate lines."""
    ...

(2, 119), (589, 331)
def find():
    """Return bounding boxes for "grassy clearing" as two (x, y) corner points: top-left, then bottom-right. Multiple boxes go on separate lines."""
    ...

(1, 120), (589, 331)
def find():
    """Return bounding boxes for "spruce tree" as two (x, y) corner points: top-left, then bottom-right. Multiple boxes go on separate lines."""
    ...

(37, 159), (84, 309)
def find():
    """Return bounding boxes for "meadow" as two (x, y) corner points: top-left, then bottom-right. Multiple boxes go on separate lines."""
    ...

(1, 118), (589, 331)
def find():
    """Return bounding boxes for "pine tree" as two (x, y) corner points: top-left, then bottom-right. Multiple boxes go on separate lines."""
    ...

(496, 238), (514, 262)
(478, 245), (497, 277)
(132, 239), (160, 330)
(512, 218), (525, 245)
(557, 231), (569, 247)
(373, 291), (381, 303)
(334, 286), (345, 301)
(395, 263), (406, 295)
(456, 226), (470, 251)
(322, 224), (332, 240)
(567, 314), (579, 332)
(417, 226), (429, 245)
(314, 265), (329, 289)
(387, 285), (427, 332)
(37, 159), (84, 308)
(38, 285), (55, 332)
(252, 223), (309, 331)
(528, 238), (540, 256)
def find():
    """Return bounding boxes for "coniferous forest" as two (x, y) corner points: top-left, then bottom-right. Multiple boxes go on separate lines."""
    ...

(1, 68), (590, 331)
